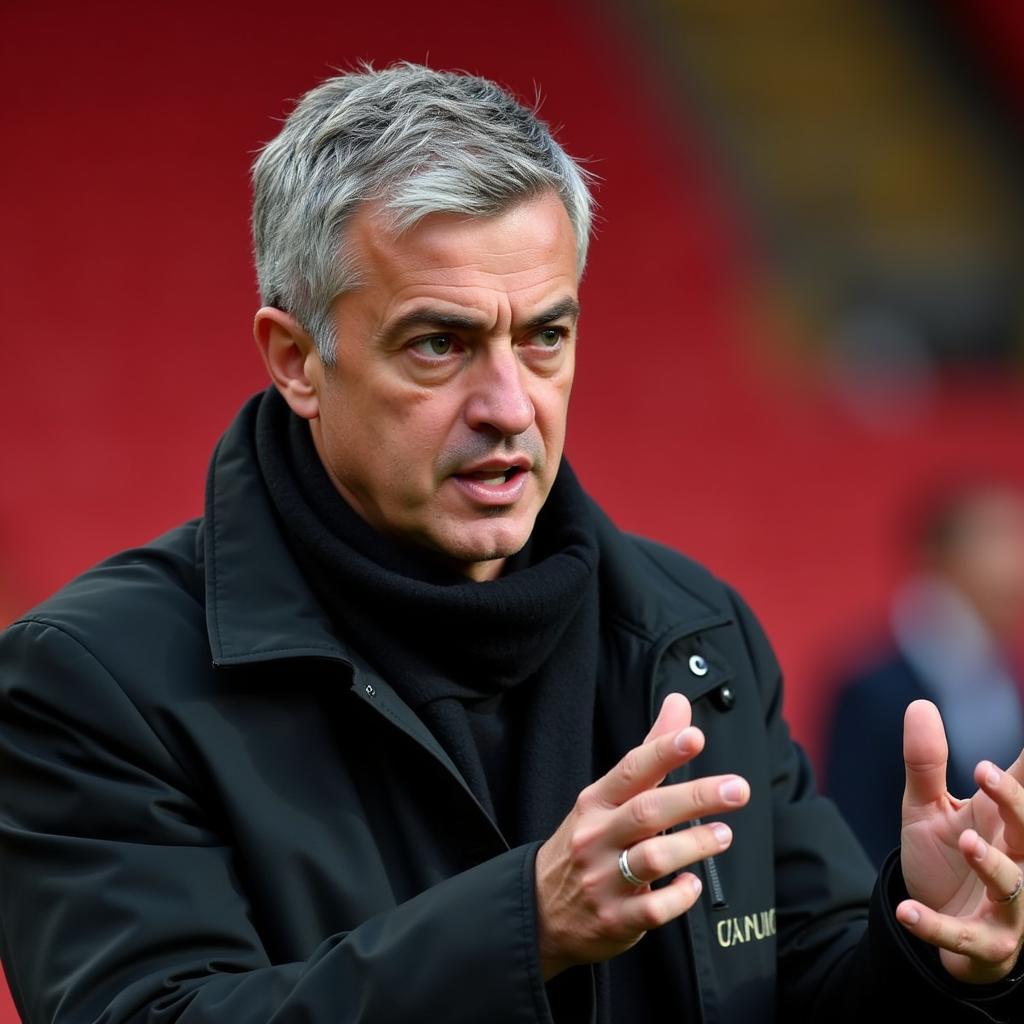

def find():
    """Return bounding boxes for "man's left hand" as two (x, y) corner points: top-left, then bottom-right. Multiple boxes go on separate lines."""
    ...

(898, 699), (1024, 984)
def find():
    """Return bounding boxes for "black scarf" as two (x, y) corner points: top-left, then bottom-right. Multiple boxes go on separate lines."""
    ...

(255, 387), (600, 845)
(254, 389), (699, 1023)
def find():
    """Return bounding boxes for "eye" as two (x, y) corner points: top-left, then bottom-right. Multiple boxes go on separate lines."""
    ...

(534, 327), (566, 348)
(411, 335), (456, 358)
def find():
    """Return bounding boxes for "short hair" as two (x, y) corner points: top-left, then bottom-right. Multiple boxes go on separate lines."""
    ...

(252, 63), (595, 366)
(914, 481), (1020, 554)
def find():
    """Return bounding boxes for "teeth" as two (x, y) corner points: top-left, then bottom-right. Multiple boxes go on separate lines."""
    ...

(477, 475), (506, 485)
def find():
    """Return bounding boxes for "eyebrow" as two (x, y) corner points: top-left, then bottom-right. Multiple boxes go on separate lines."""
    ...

(384, 296), (580, 339)
(524, 297), (581, 329)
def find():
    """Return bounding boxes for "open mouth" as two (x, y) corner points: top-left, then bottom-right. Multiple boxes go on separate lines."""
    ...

(462, 467), (524, 486)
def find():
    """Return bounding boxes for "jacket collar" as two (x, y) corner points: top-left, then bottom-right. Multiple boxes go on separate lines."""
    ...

(203, 393), (350, 667)
(586, 497), (737, 706)
(588, 496), (732, 639)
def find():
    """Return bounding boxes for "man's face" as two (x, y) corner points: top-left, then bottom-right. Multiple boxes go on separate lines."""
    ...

(307, 191), (580, 581)
(940, 491), (1024, 639)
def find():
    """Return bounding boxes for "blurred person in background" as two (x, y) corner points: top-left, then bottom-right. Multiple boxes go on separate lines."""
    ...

(828, 482), (1024, 868)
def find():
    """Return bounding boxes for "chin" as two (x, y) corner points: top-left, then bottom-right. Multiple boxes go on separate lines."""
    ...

(442, 518), (534, 565)
(451, 537), (528, 565)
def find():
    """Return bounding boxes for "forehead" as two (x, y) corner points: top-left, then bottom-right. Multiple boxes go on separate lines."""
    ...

(344, 192), (579, 313)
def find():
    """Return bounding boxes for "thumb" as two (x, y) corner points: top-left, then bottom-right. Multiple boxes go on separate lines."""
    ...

(644, 692), (692, 743)
(903, 699), (950, 811)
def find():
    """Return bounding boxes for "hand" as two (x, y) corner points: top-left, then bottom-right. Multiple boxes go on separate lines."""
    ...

(898, 699), (1024, 983)
(534, 693), (750, 979)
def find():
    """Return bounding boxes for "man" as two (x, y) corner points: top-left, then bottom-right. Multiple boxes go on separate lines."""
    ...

(828, 483), (1024, 867)
(1, 64), (1023, 1023)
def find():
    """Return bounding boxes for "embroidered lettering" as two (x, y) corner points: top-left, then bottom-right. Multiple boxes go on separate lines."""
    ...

(715, 908), (776, 948)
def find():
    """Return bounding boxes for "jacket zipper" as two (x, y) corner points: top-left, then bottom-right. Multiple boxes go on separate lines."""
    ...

(690, 817), (728, 909)
(652, 630), (732, 912)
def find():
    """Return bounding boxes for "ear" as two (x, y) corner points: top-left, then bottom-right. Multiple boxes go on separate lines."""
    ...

(253, 307), (323, 420)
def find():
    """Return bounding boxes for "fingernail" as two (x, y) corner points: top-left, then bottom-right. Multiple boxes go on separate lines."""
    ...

(987, 764), (1001, 787)
(673, 728), (692, 752)
(974, 837), (988, 860)
(691, 876), (702, 896)
(720, 779), (744, 804)
(712, 824), (732, 847)
(901, 906), (920, 926)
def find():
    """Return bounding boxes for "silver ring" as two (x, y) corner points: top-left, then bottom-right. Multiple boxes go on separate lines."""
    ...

(617, 847), (644, 887)
(997, 872), (1024, 904)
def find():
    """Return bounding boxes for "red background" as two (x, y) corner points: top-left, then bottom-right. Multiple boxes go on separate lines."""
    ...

(2, 2), (1023, 1020)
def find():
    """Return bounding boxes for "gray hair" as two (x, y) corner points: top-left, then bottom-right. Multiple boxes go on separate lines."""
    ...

(252, 63), (595, 366)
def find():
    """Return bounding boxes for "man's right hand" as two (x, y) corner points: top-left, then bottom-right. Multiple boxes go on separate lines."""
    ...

(534, 694), (750, 980)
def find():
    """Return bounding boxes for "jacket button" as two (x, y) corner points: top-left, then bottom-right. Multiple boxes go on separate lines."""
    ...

(688, 655), (709, 677)
(713, 684), (735, 711)
(364, 684), (376, 698)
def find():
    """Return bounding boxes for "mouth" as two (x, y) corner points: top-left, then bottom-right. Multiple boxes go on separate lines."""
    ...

(458, 466), (526, 486)
(450, 463), (531, 506)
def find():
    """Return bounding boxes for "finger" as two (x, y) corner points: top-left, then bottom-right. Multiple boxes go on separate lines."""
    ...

(589, 727), (705, 810)
(896, 899), (1022, 970)
(644, 693), (692, 744)
(1005, 746), (1024, 787)
(975, 762), (1024, 856)
(902, 700), (950, 812)
(610, 774), (749, 845)
(959, 828), (1024, 905)
(619, 871), (703, 934)
(623, 822), (733, 885)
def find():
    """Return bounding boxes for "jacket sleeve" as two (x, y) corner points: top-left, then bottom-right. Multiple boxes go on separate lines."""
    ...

(725, 588), (1024, 1023)
(0, 619), (558, 1024)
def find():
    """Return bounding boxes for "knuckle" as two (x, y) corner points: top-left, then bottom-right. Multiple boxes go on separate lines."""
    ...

(619, 748), (644, 788)
(579, 870), (602, 901)
(992, 934), (1018, 964)
(630, 790), (661, 830)
(638, 898), (666, 930)
(952, 926), (974, 953)
(595, 903), (619, 934)
(568, 824), (600, 862)
(689, 782), (709, 814)
(643, 845), (667, 880)
(667, 884), (694, 919)
(569, 833), (588, 862)
(652, 734), (675, 769)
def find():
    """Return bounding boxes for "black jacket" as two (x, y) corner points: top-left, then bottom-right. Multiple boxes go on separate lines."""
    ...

(1, 397), (1021, 1023)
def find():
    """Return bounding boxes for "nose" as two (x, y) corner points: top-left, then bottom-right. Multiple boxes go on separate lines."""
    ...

(463, 349), (535, 437)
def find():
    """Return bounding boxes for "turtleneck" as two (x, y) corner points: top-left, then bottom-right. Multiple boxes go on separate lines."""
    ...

(254, 387), (601, 842)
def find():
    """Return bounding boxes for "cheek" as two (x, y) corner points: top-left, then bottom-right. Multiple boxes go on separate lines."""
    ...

(373, 391), (459, 471)
(535, 379), (573, 444)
